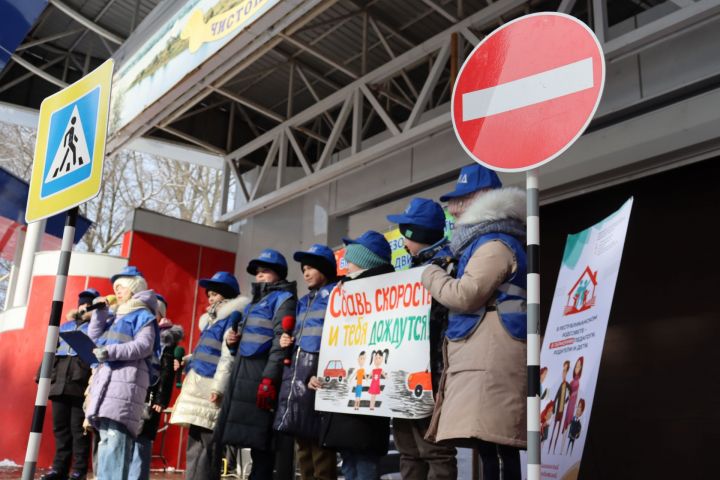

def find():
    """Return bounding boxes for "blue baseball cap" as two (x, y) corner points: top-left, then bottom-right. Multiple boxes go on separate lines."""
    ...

(247, 249), (288, 279)
(199, 271), (240, 298)
(342, 231), (392, 263)
(78, 288), (100, 298)
(439, 164), (502, 202)
(78, 288), (100, 306)
(293, 244), (338, 281)
(110, 266), (144, 284)
(387, 198), (446, 232)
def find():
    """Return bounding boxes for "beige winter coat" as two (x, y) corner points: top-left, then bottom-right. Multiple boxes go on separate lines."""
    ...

(169, 296), (249, 431)
(422, 188), (527, 448)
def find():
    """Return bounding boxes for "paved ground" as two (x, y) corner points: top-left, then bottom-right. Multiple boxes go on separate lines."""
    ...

(0, 468), (184, 479)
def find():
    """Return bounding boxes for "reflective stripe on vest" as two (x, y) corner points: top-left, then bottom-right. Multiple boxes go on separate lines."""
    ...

(97, 308), (161, 382)
(56, 320), (89, 357)
(188, 314), (234, 378)
(295, 283), (335, 353)
(446, 232), (527, 341)
(240, 290), (294, 357)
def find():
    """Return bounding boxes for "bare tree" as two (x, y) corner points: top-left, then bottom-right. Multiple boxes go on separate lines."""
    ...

(0, 120), (224, 256)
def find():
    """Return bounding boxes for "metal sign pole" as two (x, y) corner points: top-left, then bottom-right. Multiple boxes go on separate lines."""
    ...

(21, 206), (79, 480)
(526, 170), (541, 480)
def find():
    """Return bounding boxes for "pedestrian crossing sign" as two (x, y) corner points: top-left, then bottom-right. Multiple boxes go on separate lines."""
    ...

(26, 60), (113, 223)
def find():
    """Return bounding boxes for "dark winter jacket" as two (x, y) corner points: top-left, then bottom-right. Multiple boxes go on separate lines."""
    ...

(412, 240), (452, 393)
(319, 264), (394, 456)
(139, 345), (175, 441)
(48, 317), (92, 399)
(273, 284), (336, 440)
(215, 280), (297, 450)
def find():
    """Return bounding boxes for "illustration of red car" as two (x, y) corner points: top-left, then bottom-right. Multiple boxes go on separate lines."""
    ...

(407, 370), (432, 397)
(323, 360), (347, 382)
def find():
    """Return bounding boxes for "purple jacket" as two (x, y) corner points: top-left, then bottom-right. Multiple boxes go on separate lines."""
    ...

(86, 291), (157, 436)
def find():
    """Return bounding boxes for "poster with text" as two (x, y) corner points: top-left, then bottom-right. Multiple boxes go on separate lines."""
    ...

(527, 198), (633, 480)
(316, 266), (434, 419)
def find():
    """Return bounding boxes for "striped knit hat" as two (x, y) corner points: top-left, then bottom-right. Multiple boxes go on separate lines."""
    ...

(344, 243), (387, 270)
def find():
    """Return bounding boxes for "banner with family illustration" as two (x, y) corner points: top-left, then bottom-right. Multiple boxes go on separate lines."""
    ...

(315, 266), (434, 419)
(527, 198), (633, 480)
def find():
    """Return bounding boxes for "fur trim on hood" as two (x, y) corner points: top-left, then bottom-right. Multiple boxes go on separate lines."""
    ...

(457, 187), (526, 225)
(198, 295), (251, 331)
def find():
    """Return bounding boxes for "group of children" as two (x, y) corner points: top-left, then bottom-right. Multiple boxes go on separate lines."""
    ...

(41, 163), (533, 480)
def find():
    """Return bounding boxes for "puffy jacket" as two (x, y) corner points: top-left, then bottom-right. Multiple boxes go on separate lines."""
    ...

(48, 318), (92, 398)
(170, 296), (250, 431)
(86, 291), (158, 437)
(319, 264), (394, 456)
(274, 283), (336, 440)
(421, 188), (528, 448)
(216, 280), (297, 450)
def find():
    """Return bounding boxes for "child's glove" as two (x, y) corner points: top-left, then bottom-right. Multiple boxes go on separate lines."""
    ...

(93, 347), (109, 362)
(256, 378), (276, 410)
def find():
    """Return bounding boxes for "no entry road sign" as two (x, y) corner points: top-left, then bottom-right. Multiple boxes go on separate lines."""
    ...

(451, 13), (605, 172)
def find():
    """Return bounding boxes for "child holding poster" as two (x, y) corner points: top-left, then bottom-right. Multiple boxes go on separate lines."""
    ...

(386, 197), (457, 480)
(316, 230), (394, 480)
(274, 244), (339, 480)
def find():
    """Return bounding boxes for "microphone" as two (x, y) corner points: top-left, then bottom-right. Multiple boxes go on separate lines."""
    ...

(232, 312), (243, 333)
(174, 346), (186, 388)
(281, 315), (296, 367)
(85, 295), (117, 312)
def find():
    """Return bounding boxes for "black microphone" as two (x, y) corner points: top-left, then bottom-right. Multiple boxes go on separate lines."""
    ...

(84, 295), (118, 312)
(174, 346), (186, 388)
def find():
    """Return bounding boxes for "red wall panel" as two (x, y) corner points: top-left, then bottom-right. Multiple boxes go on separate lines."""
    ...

(126, 231), (236, 471)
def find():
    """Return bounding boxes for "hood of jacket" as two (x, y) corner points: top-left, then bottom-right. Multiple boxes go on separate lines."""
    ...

(250, 280), (297, 302)
(457, 187), (526, 226)
(198, 295), (251, 331)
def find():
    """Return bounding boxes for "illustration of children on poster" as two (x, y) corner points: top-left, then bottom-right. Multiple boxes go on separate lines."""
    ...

(368, 349), (388, 410)
(520, 198), (633, 480)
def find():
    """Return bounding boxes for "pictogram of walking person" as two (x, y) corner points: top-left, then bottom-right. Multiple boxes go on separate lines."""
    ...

(54, 116), (83, 178)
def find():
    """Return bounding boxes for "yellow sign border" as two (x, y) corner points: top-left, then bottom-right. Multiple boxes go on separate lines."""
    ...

(26, 59), (114, 223)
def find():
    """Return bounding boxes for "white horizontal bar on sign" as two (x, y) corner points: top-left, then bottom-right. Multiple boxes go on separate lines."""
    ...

(462, 57), (594, 121)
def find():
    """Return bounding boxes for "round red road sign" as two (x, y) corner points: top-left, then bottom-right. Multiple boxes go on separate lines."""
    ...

(451, 13), (605, 172)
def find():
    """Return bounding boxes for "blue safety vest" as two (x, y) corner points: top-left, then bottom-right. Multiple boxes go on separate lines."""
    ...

(56, 320), (89, 356)
(188, 312), (238, 378)
(446, 233), (527, 341)
(97, 308), (161, 382)
(240, 290), (294, 357)
(294, 283), (336, 353)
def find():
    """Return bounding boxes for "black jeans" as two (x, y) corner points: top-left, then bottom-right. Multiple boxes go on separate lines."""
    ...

(51, 395), (90, 474)
(249, 448), (277, 480)
(477, 440), (521, 480)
